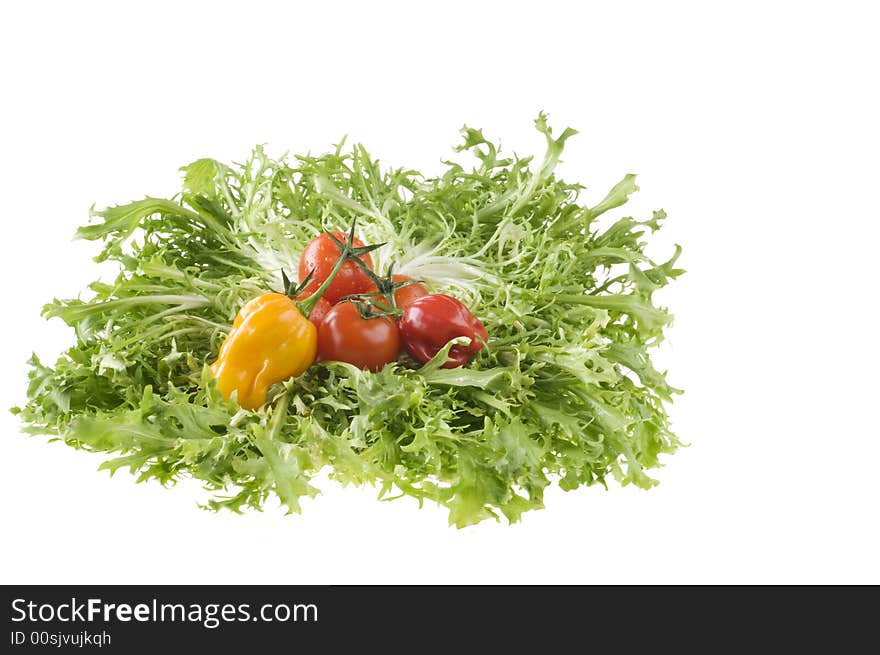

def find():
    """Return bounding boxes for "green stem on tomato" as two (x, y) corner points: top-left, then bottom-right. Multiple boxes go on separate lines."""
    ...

(361, 297), (402, 319)
(294, 246), (349, 318)
(295, 262), (337, 315)
(347, 259), (418, 312)
(293, 219), (386, 319)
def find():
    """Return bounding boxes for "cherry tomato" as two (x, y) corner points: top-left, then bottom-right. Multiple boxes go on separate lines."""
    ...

(399, 294), (487, 368)
(317, 302), (401, 371)
(298, 231), (374, 305)
(363, 274), (428, 309)
(296, 294), (332, 327)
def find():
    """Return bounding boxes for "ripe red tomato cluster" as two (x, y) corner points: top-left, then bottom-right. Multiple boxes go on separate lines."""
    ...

(298, 231), (487, 371)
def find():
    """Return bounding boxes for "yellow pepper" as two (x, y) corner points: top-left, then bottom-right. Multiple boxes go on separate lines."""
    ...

(209, 222), (380, 411)
(210, 293), (316, 410)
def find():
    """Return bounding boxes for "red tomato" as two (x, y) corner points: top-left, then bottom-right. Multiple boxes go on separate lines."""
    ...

(298, 231), (374, 305)
(296, 294), (332, 327)
(363, 274), (428, 309)
(399, 294), (487, 368)
(317, 302), (401, 371)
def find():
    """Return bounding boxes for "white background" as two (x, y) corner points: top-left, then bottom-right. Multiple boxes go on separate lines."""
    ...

(1, 1), (878, 584)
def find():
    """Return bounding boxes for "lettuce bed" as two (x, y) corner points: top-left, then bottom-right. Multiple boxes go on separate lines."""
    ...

(17, 115), (683, 527)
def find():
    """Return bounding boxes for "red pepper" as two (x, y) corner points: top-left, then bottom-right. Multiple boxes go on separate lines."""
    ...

(399, 294), (487, 368)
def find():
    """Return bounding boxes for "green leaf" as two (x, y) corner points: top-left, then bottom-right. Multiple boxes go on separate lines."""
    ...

(181, 158), (222, 198)
(17, 116), (683, 526)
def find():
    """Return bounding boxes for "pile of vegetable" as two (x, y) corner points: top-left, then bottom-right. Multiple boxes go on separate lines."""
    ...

(16, 115), (683, 527)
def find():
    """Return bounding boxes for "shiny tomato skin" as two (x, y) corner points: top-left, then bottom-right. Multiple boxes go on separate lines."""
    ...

(296, 294), (332, 327)
(399, 294), (487, 368)
(317, 302), (401, 371)
(363, 274), (429, 309)
(298, 231), (374, 305)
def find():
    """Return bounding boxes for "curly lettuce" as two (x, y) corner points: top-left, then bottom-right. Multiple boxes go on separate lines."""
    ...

(15, 114), (683, 527)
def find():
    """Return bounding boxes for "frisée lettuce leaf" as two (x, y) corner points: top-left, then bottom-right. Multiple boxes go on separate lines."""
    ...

(16, 114), (683, 527)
